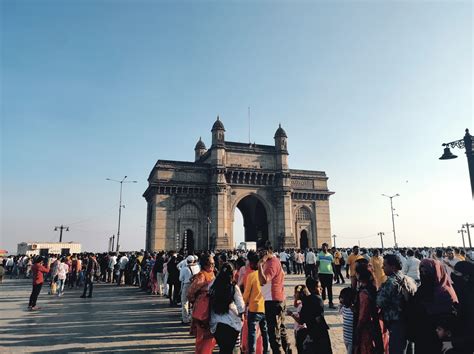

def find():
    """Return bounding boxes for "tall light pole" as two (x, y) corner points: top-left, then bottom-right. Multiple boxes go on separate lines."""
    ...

(106, 176), (137, 252)
(378, 232), (385, 250)
(458, 229), (466, 248)
(54, 225), (69, 242)
(462, 223), (474, 249)
(332, 234), (337, 248)
(382, 193), (400, 248)
(439, 128), (474, 198)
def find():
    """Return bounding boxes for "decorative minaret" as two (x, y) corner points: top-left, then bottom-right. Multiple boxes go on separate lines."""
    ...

(274, 123), (288, 170)
(194, 137), (207, 162)
(274, 124), (294, 248)
(209, 116), (229, 248)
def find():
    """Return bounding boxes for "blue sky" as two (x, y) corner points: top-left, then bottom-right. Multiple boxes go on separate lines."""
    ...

(2, 0), (473, 253)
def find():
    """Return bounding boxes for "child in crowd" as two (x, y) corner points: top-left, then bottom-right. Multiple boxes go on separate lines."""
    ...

(339, 287), (355, 354)
(286, 284), (309, 354)
(300, 277), (332, 353)
(436, 316), (460, 354)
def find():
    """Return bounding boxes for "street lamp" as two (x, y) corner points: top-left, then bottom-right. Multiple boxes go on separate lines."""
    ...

(378, 232), (385, 250)
(382, 193), (400, 248)
(439, 128), (474, 198)
(106, 176), (137, 252)
(458, 229), (466, 249)
(332, 234), (337, 248)
(462, 223), (474, 249)
(54, 225), (69, 242)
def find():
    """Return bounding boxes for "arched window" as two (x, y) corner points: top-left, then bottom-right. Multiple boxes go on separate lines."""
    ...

(179, 203), (199, 219)
(296, 207), (311, 221)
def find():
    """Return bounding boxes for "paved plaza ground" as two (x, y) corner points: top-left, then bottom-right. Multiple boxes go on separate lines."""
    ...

(0, 275), (346, 353)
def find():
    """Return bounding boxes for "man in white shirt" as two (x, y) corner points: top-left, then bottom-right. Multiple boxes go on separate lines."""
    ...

(305, 248), (317, 279)
(117, 254), (129, 286)
(107, 253), (117, 283)
(279, 250), (290, 274)
(179, 256), (199, 324)
(402, 249), (420, 283)
(443, 248), (459, 278)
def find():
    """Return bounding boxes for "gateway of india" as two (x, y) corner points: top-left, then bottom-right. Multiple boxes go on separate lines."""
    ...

(143, 117), (334, 251)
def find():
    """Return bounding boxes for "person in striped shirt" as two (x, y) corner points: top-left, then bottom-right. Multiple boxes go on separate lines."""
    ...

(339, 287), (355, 354)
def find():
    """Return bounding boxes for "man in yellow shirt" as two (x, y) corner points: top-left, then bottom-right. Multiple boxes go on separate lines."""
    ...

(370, 248), (386, 289)
(243, 251), (269, 354)
(347, 246), (364, 288)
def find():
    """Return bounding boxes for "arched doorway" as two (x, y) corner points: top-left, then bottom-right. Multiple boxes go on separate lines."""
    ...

(235, 195), (269, 249)
(300, 230), (308, 250)
(183, 229), (195, 252)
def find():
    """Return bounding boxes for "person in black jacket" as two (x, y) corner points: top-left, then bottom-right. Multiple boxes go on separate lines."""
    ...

(81, 253), (98, 298)
(447, 261), (474, 353)
(300, 276), (332, 354)
(167, 251), (180, 306)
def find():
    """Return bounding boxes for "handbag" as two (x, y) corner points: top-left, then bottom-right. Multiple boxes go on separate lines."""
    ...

(192, 292), (210, 323)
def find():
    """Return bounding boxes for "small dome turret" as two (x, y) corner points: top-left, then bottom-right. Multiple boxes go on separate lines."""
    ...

(194, 137), (206, 150)
(274, 123), (287, 138)
(211, 116), (225, 132)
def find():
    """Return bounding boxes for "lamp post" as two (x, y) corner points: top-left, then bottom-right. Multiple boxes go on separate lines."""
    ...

(457, 229), (466, 249)
(54, 225), (69, 242)
(207, 216), (211, 251)
(462, 223), (474, 249)
(439, 128), (474, 198)
(378, 232), (385, 250)
(382, 194), (400, 248)
(106, 176), (137, 252)
(332, 234), (337, 248)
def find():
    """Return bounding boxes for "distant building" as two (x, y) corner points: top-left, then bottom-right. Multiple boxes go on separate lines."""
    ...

(17, 242), (82, 256)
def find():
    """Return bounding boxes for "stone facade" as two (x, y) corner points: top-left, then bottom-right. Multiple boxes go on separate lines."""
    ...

(143, 117), (334, 251)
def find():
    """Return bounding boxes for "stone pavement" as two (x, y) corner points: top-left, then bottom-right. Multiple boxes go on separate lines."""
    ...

(0, 275), (347, 353)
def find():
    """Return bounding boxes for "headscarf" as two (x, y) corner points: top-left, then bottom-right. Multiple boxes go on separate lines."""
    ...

(419, 258), (458, 315)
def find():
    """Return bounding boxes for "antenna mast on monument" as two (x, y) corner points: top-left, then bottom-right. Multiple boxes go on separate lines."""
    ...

(248, 106), (251, 144)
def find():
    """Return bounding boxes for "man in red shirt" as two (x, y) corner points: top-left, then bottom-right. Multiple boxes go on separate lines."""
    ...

(258, 243), (290, 354)
(28, 256), (50, 310)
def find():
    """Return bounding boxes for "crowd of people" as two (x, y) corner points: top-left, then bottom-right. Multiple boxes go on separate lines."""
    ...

(1, 243), (473, 354)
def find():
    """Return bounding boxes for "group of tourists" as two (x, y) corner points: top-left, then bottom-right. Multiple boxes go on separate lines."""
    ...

(1, 243), (473, 353)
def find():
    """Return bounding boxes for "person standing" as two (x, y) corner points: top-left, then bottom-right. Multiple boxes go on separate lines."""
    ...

(117, 253), (129, 286)
(332, 247), (345, 284)
(279, 249), (290, 275)
(167, 251), (181, 307)
(56, 258), (69, 297)
(209, 262), (245, 354)
(347, 246), (364, 289)
(296, 250), (304, 275)
(28, 256), (50, 310)
(243, 251), (269, 354)
(179, 255), (199, 324)
(300, 276), (332, 353)
(187, 254), (217, 354)
(81, 253), (98, 298)
(258, 243), (290, 354)
(442, 248), (459, 279)
(305, 248), (317, 279)
(369, 249), (386, 289)
(402, 249), (420, 284)
(107, 252), (117, 283)
(376, 254), (417, 354)
(317, 243), (336, 309)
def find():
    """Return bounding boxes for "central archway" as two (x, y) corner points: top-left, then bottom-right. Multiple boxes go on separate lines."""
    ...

(235, 195), (269, 248)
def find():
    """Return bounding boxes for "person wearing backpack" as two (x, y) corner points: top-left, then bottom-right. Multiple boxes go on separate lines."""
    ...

(376, 254), (417, 354)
